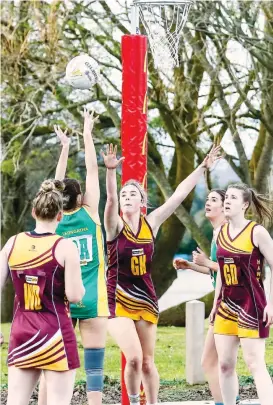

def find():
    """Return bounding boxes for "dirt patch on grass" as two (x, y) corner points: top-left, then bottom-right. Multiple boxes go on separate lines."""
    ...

(0, 380), (261, 404)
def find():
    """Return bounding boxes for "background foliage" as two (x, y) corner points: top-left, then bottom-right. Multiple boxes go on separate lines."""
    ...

(1, 0), (273, 321)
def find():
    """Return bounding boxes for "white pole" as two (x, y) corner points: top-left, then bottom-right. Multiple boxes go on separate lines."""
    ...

(131, 3), (140, 34)
(186, 300), (206, 385)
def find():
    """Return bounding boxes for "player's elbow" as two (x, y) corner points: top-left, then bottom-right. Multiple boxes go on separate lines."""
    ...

(66, 285), (85, 303)
(106, 196), (118, 206)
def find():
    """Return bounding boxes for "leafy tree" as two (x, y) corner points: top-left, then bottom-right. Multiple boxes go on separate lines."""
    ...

(1, 0), (272, 320)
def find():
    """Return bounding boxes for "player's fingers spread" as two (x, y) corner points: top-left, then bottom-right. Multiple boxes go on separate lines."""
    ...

(213, 145), (221, 153)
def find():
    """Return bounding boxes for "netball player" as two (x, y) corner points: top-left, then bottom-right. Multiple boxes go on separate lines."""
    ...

(211, 183), (273, 405)
(101, 143), (221, 405)
(38, 108), (108, 405)
(174, 189), (226, 285)
(0, 179), (85, 405)
(174, 189), (240, 405)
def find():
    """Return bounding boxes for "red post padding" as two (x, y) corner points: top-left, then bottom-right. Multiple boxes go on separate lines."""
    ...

(121, 352), (129, 405)
(121, 34), (148, 190)
(121, 34), (148, 405)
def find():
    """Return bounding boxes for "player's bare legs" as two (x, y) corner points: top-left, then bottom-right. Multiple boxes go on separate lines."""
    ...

(214, 334), (240, 405)
(201, 325), (223, 402)
(108, 317), (142, 400)
(135, 319), (159, 404)
(79, 317), (108, 405)
(7, 367), (41, 405)
(241, 338), (273, 405)
(44, 369), (76, 405)
(202, 326), (240, 404)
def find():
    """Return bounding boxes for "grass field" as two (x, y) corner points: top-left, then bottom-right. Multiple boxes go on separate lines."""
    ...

(1, 321), (273, 386)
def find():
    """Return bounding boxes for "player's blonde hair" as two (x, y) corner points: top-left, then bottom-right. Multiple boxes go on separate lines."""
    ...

(33, 179), (64, 220)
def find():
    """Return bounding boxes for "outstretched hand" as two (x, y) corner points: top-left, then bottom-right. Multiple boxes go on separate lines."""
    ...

(100, 144), (125, 169)
(54, 125), (70, 147)
(83, 107), (99, 134)
(173, 258), (190, 270)
(202, 144), (222, 170)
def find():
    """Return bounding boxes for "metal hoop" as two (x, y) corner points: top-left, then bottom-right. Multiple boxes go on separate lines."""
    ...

(131, 0), (193, 70)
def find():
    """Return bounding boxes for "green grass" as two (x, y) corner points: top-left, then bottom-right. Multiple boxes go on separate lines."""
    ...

(1, 322), (273, 386)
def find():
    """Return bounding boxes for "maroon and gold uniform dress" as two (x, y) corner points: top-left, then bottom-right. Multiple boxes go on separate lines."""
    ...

(7, 232), (80, 370)
(214, 221), (269, 338)
(107, 216), (158, 324)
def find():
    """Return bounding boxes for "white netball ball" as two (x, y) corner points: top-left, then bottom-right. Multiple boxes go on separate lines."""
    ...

(65, 54), (100, 89)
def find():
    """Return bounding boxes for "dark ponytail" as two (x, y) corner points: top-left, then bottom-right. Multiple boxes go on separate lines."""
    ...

(63, 178), (82, 210)
(210, 189), (226, 204)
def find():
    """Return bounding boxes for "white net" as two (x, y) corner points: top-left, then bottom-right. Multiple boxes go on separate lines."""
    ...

(136, 1), (193, 70)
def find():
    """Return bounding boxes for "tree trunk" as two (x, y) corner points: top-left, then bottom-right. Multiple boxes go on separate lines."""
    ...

(1, 171), (28, 321)
(254, 6), (273, 192)
(153, 215), (186, 298)
(159, 291), (214, 326)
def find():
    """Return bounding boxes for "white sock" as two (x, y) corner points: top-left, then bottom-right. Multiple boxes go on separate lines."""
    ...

(129, 393), (140, 405)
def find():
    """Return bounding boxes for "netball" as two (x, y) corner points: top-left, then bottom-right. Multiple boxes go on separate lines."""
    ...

(65, 54), (100, 89)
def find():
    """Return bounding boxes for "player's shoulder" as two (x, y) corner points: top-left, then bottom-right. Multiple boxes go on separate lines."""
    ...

(1, 235), (17, 260)
(252, 223), (268, 237)
(55, 238), (79, 266)
(7, 235), (17, 245)
(252, 223), (270, 247)
(4, 235), (17, 250)
(57, 237), (77, 250)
